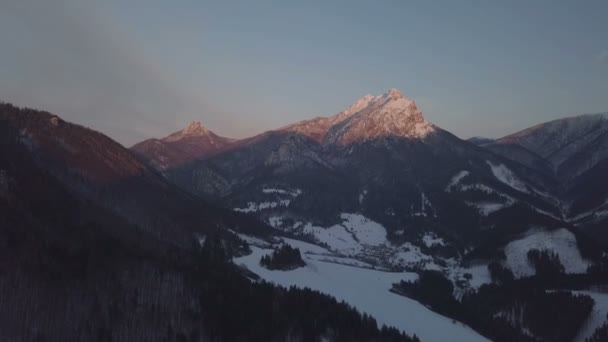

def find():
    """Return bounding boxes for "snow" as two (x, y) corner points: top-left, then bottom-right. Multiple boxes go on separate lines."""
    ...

(573, 291), (608, 342)
(305, 254), (375, 268)
(235, 247), (489, 342)
(359, 190), (367, 204)
(486, 161), (529, 193)
(411, 192), (435, 218)
(530, 206), (563, 221)
(422, 232), (445, 248)
(340, 213), (387, 246)
(235, 233), (272, 248)
(303, 223), (362, 255)
(390, 242), (436, 269)
(233, 200), (291, 213)
(504, 228), (592, 278)
(445, 170), (470, 192)
(279, 237), (332, 255)
(460, 263), (492, 289)
(267, 216), (283, 229)
(570, 200), (608, 223)
(458, 183), (496, 193)
(303, 214), (388, 255)
(466, 201), (512, 216)
(262, 188), (302, 197)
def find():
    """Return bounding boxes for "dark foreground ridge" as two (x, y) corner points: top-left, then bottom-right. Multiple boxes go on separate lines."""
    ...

(0, 103), (418, 341)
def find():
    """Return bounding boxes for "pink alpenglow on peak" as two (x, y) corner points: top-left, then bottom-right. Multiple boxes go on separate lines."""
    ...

(131, 120), (236, 171)
(282, 88), (436, 144)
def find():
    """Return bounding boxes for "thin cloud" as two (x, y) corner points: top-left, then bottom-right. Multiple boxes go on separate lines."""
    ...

(0, 0), (210, 146)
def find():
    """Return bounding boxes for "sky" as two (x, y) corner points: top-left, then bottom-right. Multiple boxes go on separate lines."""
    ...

(1, 0), (607, 146)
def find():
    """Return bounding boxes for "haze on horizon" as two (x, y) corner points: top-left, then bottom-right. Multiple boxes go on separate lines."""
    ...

(1, 0), (607, 146)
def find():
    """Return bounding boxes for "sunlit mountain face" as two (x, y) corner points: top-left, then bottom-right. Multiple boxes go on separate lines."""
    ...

(2, 1), (608, 340)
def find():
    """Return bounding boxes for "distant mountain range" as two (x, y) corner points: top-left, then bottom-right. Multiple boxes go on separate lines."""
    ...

(3, 90), (608, 341)
(131, 89), (607, 250)
(1, 102), (420, 341)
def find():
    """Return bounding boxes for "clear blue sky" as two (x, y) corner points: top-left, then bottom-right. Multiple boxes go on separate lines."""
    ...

(1, 0), (607, 146)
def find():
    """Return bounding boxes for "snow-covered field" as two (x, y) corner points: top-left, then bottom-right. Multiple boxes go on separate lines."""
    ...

(302, 213), (387, 255)
(504, 228), (591, 278)
(300, 213), (440, 270)
(235, 247), (489, 342)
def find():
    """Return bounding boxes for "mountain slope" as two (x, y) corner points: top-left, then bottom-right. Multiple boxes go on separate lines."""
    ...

(160, 90), (562, 256)
(0, 102), (417, 342)
(484, 113), (608, 230)
(0, 103), (268, 246)
(492, 113), (608, 181)
(131, 121), (236, 172)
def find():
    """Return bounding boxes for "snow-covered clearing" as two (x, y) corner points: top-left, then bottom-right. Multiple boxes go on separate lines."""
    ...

(390, 242), (438, 270)
(486, 161), (529, 193)
(459, 263), (492, 289)
(504, 228), (591, 278)
(422, 232), (445, 248)
(445, 170), (470, 192)
(235, 247), (489, 342)
(303, 213), (387, 255)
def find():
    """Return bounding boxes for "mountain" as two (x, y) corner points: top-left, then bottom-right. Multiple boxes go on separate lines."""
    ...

(467, 137), (495, 146)
(131, 121), (236, 172)
(280, 89), (434, 144)
(482, 113), (608, 238)
(0, 104), (269, 246)
(155, 89), (563, 264)
(5, 98), (607, 342)
(0, 102), (418, 342)
(491, 113), (608, 181)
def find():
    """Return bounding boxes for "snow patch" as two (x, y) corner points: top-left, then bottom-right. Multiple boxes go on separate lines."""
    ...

(262, 188), (302, 197)
(466, 201), (512, 216)
(486, 161), (529, 193)
(267, 216), (284, 229)
(458, 263), (492, 289)
(233, 200), (291, 213)
(390, 242), (436, 269)
(280, 237), (332, 255)
(340, 213), (387, 246)
(422, 232), (446, 248)
(504, 228), (591, 278)
(359, 190), (368, 204)
(235, 233), (272, 248)
(411, 192), (435, 217)
(445, 170), (470, 192)
(303, 214), (388, 255)
(303, 223), (362, 255)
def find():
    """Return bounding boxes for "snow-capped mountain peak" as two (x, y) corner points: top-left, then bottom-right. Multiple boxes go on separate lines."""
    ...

(280, 88), (435, 144)
(324, 88), (435, 145)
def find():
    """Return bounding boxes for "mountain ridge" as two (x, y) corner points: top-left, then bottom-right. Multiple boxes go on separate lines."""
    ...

(131, 120), (237, 171)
